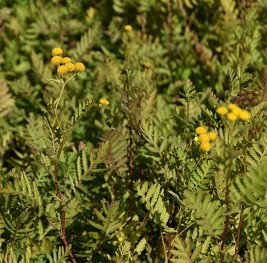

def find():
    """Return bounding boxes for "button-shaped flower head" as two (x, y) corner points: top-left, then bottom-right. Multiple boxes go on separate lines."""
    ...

(198, 134), (211, 142)
(52, 47), (63, 56)
(99, 98), (109, 106)
(227, 112), (238, 121)
(195, 126), (207, 135)
(75, 62), (85, 72)
(62, 57), (72, 64)
(208, 132), (217, 141)
(124, 25), (132, 32)
(57, 65), (69, 75)
(216, 106), (228, 116)
(229, 104), (241, 116)
(65, 62), (75, 71)
(200, 142), (211, 152)
(239, 110), (251, 121)
(51, 56), (62, 65)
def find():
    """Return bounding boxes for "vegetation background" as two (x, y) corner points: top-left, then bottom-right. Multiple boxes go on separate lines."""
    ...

(0, 0), (267, 262)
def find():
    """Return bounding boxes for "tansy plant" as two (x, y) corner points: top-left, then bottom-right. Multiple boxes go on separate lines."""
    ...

(1, 2), (267, 263)
(50, 48), (85, 129)
(29, 48), (89, 263)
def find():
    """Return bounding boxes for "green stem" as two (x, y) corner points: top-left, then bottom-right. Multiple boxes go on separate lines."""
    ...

(55, 80), (67, 111)
(235, 203), (243, 256)
(160, 228), (168, 263)
(220, 158), (233, 263)
(124, 69), (134, 218)
(54, 74), (76, 129)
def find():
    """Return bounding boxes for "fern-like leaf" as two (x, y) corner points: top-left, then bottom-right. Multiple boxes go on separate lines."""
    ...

(66, 99), (94, 131)
(86, 201), (126, 261)
(134, 180), (169, 226)
(31, 51), (52, 83)
(141, 120), (168, 162)
(231, 165), (267, 207)
(189, 160), (214, 190)
(229, 68), (240, 97)
(0, 82), (14, 118)
(69, 22), (102, 60)
(0, 171), (43, 211)
(134, 237), (147, 255)
(100, 129), (129, 175)
(246, 140), (267, 168)
(47, 245), (69, 263)
(184, 190), (225, 239)
(170, 236), (202, 263)
(88, 200), (125, 235)
(246, 245), (267, 263)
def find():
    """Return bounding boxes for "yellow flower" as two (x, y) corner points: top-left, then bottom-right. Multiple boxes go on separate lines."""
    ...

(195, 126), (207, 135)
(57, 65), (68, 75)
(124, 25), (132, 32)
(231, 107), (241, 116)
(229, 104), (241, 116)
(65, 62), (75, 71)
(198, 134), (210, 142)
(208, 132), (217, 141)
(118, 236), (124, 242)
(228, 103), (239, 111)
(52, 47), (63, 56)
(227, 112), (238, 121)
(99, 98), (109, 106)
(75, 62), (85, 72)
(62, 57), (72, 64)
(216, 106), (228, 116)
(239, 110), (251, 121)
(200, 142), (211, 152)
(51, 56), (62, 65)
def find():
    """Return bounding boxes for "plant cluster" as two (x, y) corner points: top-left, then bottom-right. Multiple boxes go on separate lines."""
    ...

(0, 1), (267, 263)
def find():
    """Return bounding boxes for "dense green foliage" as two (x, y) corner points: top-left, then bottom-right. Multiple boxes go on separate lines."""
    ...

(0, 0), (267, 262)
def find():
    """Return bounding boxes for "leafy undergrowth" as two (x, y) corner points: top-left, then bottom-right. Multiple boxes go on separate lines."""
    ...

(0, 1), (267, 262)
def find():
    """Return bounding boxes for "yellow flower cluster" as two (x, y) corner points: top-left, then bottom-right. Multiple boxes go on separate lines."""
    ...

(195, 126), (217, 152)
(51, 48), (85, 75)
(216, 103), (251, 122)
